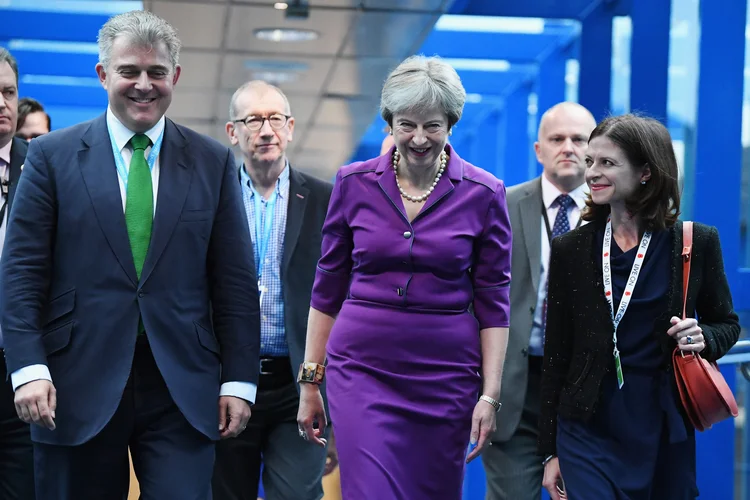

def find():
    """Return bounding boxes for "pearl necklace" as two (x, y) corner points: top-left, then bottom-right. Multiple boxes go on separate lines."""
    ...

(393, 150), (448, 203)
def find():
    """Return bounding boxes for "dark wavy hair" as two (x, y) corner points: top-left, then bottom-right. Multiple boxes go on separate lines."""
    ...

(581, 114), (681, 231)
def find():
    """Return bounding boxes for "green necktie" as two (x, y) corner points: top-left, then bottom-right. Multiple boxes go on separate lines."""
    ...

(124, 133), (153, 280)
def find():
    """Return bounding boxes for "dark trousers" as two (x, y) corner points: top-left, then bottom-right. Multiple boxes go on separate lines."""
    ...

(213, 357), (327, 500)
(34, 336), (215, 500)
(483, 355), (544, 500)
(0, 353), (35, 500)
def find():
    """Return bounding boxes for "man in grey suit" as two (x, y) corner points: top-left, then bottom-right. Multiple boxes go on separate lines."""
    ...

(483, 102), (596, 499)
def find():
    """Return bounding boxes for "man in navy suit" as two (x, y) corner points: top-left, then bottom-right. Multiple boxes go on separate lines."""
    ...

(0, 47), (34, 500)
(0, 10), (260, 499)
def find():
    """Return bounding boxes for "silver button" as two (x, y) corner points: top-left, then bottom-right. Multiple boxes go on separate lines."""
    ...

(403, 231), (412, 239)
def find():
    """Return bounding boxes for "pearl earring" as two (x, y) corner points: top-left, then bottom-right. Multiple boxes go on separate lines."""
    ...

(641, 180), (647, 185)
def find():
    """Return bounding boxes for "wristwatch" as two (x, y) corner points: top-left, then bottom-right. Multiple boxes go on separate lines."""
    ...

(297, 362), (325, 385)
(479, 395), (502, 412)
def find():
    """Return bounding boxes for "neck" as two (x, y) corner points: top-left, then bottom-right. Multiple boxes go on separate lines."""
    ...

(399, 154), (442, 191)
(245, 157), (285, 198)
(609, 205), (642, 239)
(0, 135), (11, 151)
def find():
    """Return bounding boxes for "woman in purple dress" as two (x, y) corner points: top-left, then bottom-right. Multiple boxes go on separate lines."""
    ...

(296, 55), (513, 499)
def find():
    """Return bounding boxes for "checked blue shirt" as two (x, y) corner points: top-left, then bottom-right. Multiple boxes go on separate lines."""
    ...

(240, 164), (289, 357)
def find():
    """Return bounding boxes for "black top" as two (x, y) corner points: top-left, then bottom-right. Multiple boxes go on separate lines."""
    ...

(538, 220), (740, 457)
(600, 227), (670, 370)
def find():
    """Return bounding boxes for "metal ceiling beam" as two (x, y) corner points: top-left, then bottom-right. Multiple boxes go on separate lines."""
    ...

(448, 0), (631, 19)
(0, 9), (104, 42)
(419, 30), (576, 62)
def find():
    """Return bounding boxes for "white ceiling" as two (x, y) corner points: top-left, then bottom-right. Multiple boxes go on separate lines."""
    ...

(141, 0), (453, 179)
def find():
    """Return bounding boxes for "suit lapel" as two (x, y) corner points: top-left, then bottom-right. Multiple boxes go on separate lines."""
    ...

(79, 114), (138, 285)
(7, 137), (26, 215)
(140, 119), (191, 285)
(519, 178), (542, 292)
(282, 168), (309, 278)
(376, 154), (408, 224)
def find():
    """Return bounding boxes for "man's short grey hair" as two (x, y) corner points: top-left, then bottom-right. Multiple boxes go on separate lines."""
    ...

(0, 48), (19, 85)
(380, 55), (466, 129)
(98, 10), (182, 70)
(228, 81), (292, 121)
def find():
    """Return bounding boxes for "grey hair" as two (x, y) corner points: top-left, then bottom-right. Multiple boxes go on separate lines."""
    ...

(380, 55), (466, 129)
(0, 48), (19, 85)
(97, 10), (182, 70)
(228, 81), (291, 120)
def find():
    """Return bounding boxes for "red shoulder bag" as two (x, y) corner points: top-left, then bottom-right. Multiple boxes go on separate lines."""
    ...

(672, 221), (739, 431)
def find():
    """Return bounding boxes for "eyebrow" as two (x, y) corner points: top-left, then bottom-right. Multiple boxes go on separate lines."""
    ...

(116, 64), (169, 72)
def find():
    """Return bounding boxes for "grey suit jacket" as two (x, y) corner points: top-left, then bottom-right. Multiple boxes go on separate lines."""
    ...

(493, 176), (543, 442)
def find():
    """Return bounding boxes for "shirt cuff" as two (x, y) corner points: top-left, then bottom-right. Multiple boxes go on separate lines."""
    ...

(219, 381), (257, 405)
(11, 364), (52, 391)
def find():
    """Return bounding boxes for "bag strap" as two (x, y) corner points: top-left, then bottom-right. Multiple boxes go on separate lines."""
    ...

(682, 221), (694, 320)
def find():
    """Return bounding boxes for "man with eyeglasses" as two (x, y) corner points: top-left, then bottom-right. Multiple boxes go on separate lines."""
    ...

(212, 80), (333, 500)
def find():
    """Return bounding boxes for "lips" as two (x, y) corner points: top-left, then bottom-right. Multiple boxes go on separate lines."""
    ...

(128, 96), (157, 104)
(590, 184), (610, 191)
(410, 147), (430, 157)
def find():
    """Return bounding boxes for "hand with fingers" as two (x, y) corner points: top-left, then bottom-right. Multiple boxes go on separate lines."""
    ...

(542, 457), (567, 500)
(218, 396), (251, 439)
(296, 384), (328, 447)
(667, 316), (706, 354)
(14, 379), (57, 430)
(465, 398), (497, 463)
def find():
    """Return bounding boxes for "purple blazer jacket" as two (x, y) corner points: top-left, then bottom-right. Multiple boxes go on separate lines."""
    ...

(311, 145), (512, 328)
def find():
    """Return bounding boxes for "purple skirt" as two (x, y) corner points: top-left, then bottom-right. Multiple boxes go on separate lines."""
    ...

(327, 300), (481, 500)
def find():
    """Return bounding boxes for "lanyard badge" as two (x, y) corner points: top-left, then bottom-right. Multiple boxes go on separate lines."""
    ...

(602, 219), (652, 389)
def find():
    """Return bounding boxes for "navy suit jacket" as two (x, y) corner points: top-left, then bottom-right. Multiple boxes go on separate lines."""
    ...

(0, 114), (260, 446)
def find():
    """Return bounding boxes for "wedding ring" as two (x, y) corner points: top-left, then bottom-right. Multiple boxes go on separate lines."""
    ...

(686, 335), (694, 345)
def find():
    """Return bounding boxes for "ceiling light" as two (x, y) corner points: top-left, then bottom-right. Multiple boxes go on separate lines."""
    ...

(274, 2), (288, 9)
(254, 28), (319, 43)
(443, 58), (511, 72)
(250, 71), (299, 84)
(435, 15), (545, 34)
(244, 60), (309, 72)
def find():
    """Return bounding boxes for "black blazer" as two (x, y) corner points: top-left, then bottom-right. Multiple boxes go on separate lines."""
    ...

(538, 220), (740, 457)
(239, 165), (333, 399)
(7, 136), (27, 215)
(282, 168), (332, 393)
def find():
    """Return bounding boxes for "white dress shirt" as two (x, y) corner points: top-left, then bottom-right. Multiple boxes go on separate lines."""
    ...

(527, 173), (588, 356)
(12, 110), (257, 404)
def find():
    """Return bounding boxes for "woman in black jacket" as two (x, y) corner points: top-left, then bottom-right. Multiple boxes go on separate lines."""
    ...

(538, 114), (740, 500)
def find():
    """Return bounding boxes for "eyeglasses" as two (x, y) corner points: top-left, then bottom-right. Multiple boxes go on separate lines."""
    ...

(233, 113), (291, 131)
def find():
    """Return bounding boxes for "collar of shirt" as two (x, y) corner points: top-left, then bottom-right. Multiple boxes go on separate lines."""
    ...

(240, 160), (290, 201)
(106, 107), (165, 153)
(0, 139), (11, 166)
(541, 172), (588, 210)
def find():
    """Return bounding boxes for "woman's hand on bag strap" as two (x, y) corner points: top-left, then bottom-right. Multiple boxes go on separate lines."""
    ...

(667, 316), (705, 353)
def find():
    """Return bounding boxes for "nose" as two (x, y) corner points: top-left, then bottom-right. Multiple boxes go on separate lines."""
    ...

(258, 118), (275, 136)
(134, 71), (153, 92)
(561, 137), (575, 153)
(412, 128), (428, 146)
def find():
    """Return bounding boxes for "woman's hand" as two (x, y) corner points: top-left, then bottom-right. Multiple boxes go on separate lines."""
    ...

(465, 398), (497, 463)
(296, 384), (328, 447)
(667, 316), (706, 353)
(542, 457), (567, 499)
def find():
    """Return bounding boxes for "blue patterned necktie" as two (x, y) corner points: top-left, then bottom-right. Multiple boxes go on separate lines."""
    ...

(551, 194), (574, 238)
(541, 194), (575, 342)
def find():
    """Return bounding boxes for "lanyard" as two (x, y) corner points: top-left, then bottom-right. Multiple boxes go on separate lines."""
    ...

(106, 123), (164, 192)
(252, 188), (277, 282)
(602, 218), (652, 389)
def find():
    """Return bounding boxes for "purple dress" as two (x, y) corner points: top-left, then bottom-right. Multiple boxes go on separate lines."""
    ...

(311, 145), (512, 499)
